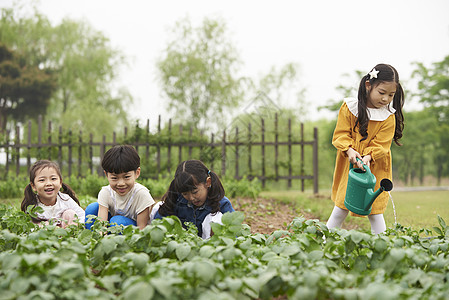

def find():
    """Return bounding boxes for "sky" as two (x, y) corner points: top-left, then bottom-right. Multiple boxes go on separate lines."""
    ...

(2, 0), (449, 123)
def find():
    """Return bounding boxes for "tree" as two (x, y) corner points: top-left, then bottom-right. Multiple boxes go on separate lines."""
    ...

(255, 63), (308, 119)
(44, 18), (131, 136)
(156, 16), (244, 131)
(412, 56), (449, 123)
(391, 109), (438, 185)
(412, 56), (449, 182)
(0, 5), (131, 137)
(0, 43), (56, 132)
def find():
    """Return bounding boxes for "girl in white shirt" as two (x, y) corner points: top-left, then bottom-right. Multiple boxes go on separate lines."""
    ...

(21, 160), (85, 228)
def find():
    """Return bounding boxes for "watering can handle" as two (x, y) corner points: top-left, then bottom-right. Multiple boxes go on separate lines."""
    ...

(350, 157), (371, 173)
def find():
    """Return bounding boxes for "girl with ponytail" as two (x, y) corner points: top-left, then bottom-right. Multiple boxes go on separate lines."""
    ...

(154, 159), (235, 238)
(21, 160), (85, 227)
(326, 63), (405, 234)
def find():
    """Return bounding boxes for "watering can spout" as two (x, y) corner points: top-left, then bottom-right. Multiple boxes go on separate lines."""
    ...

(364, 179), (393, 211)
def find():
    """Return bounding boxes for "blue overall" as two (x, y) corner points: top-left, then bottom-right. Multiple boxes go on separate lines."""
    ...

(84, 202), (136, 229)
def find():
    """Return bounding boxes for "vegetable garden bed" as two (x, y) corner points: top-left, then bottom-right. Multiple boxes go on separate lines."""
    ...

(1, 202), (448, 299)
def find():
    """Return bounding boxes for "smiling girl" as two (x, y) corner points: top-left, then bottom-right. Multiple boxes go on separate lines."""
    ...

(21, 160), (85, 228)
(154, 160), (235, 239)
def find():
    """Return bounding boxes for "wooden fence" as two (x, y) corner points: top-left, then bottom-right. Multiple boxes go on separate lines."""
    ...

(0, 114), (319, 193)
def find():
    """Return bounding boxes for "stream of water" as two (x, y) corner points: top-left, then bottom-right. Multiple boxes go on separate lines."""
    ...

(388, 191), (397, 224)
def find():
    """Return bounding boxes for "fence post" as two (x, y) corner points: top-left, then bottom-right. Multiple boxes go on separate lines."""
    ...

(145, 119), (150, 161)
(288, 119), (292, 188)
(89, 133), (93, 175)
(275, 113), (279, 182)
(48, 121), (52, 160)
(235, 127), (239, 179)
(300, 123), (304, 192)
(178, 124), (183, 164)
(221, 130), (226, 177)
(27, 121), (31, 171)
(261, 118), (265, 188)
(78, 131), (82, 177)
(15, 125), (20, 177)
(5, 129), (10, 178)
(134, 123), (139, 153)
(189, 127), (193, 159)
(248, 123), (252, 180)
(313, 127), (319, 194)
(157, 115), (161, 174)
(100, 135), (106, 176)
(38, 115), (42, 159)
(167, 119), (172, 174)
(68, 130), (72, 177)
(210, 133), (215, 171)
(58, 126), (63, 171)
(199, 129), (204, 163)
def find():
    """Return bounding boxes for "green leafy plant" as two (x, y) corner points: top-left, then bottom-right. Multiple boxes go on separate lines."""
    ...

(223, 176), (262, 199)
(1, 203), (448, 299)
(433, 215), (449, 239)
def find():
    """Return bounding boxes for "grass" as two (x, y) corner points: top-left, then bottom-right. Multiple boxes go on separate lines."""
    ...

(384, 190), (449, 231)
(260, 189), (449, 233)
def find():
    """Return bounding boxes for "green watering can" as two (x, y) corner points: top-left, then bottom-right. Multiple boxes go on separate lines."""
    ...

(344, 158), (393, 215)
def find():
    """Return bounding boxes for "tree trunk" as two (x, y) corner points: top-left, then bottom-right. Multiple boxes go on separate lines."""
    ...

(0, 108), (7, 134)
(419, 156), (424, 185)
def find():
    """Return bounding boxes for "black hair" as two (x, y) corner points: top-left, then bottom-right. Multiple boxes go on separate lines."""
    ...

(21, 160), (79, 222)
(101, 145), (140, 174)
(158, 160), (225, 216)
(356, 63), (405, 146)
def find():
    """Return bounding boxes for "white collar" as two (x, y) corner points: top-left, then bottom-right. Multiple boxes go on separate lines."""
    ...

(344, 97), (395, 121)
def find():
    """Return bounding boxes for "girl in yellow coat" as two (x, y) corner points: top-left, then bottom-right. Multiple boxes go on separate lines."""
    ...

(326, 63), (405, 234)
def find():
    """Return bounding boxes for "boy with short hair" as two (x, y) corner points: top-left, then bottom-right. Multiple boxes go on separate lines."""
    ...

(85, 145), (154, 230)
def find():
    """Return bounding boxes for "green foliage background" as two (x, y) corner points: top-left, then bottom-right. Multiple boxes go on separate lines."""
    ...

(0, 4), (131, 138)
(0, 174), (262, 202)
(0, 3), (448, 190)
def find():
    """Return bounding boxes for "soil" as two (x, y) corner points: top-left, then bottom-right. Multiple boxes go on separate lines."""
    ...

(233, 195), (364, 234)
(232, 196), (316, 235)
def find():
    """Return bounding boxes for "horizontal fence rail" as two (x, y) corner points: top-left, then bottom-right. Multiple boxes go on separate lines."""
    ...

(0, 114), (319, 193)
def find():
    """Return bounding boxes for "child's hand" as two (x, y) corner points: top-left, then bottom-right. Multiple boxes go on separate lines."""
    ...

(38, 220), (50, 228)
(361, 155), (372, 169)
(345, 148), (363, 168)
